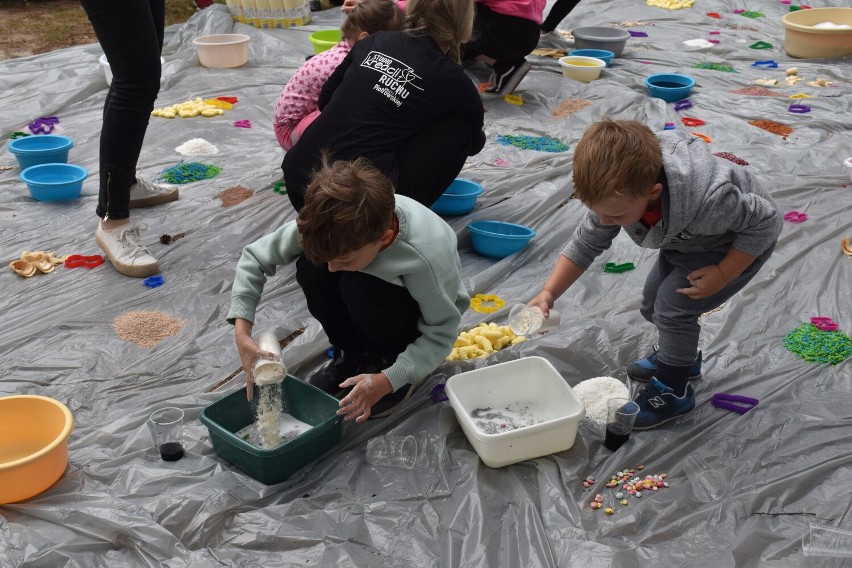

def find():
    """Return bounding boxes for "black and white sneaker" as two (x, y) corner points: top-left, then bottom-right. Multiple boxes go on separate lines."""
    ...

(485, 60), (532, 95)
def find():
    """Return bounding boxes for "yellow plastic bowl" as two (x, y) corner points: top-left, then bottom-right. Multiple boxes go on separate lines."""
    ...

(0, 395), (74, 504)
(309, 29), (342, 54)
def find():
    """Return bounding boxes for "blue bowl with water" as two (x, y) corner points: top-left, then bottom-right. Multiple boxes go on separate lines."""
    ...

(643, 74), (695, 103)
(569, 49), (615, 67)
(468, 220), (536, 259)
(20, 163), (87, 202)
(431, 178), (484, 216)
(8, 135), (73, 170)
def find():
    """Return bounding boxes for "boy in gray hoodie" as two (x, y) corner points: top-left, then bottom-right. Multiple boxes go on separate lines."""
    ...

(530, 118), (782, 429)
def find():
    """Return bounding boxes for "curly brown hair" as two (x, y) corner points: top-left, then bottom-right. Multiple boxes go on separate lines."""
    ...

(297, 157), (395, 264)
(572, 118), (662, 204)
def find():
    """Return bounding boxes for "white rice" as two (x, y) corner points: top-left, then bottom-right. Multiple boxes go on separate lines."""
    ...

(573, 376), (629, 425)
(175, 138), (219, 156)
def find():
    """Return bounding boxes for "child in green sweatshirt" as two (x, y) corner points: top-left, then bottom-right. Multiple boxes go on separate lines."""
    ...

(228, 158), (469, 422)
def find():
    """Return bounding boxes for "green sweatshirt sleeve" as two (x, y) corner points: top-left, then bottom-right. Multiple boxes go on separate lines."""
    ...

(227, 222), (304, 325)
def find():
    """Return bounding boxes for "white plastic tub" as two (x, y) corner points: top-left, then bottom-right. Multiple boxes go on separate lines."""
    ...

(193, 34), (250, 68)
(445, 356), (585, 468)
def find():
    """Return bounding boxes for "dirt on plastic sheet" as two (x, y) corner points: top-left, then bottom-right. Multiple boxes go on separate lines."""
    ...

(748, 119), (793, 138)
(113, 310), (184, 348)
(217, 185), (254, 207)
(553, 98), (593, 119)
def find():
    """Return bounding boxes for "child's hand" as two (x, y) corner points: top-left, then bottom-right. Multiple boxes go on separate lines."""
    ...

(529, 290), (556, 317)
(677, 265), (727, 300)
(337, 373), (393, 423)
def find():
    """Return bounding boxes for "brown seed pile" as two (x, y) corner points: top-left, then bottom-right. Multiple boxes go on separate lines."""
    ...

(217, 185), (254, 207)
(553, 98), (593, 119)
(113, 310), (184, 349)
(748, 119), (793, 137)
(731, 86), (778, 96)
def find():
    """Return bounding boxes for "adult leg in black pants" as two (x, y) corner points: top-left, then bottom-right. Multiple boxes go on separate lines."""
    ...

(541, 0), (582, 33)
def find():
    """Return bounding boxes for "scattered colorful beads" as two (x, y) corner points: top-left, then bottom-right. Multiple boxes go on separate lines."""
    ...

(783, 323), (852, 365)
(496, 134), (569, 153)
(159, 162), (222, 184)
(693, 62), (736, 72)
(587, 466), (672, 515)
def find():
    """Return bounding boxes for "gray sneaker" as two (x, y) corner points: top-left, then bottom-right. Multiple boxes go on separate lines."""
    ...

(129, 178), (179, 208)
(96, 222), (160, 277)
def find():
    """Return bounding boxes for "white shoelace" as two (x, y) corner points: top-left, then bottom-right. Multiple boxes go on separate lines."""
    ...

(114, 225), (153, 260)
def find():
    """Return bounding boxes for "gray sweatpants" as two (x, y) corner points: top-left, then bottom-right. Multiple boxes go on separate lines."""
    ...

(640, 244), (775, 366)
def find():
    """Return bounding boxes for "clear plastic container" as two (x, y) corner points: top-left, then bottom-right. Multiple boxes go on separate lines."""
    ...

(253, 331), (286, 386)
(365, 432), (447, 469)
(508, 304), (560, 335)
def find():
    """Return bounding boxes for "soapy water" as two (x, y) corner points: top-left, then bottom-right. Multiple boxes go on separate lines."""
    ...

(471, 401), (547, 434)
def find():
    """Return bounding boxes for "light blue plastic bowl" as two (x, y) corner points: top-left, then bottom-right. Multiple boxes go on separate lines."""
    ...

(8, 135), (73, 170)
(468, 220), (536, 259)
(569, 49), (615, 67)
(431, 178), (484, 216)
(643, 74), (696, 103)
(20, 163), (87, 202)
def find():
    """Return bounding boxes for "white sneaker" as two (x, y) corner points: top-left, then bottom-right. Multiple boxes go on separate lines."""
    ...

(96, 223), (160, 278)
(128, 177), (179, 209)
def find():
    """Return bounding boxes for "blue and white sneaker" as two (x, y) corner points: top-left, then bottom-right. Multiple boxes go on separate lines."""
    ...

(632, 378), (696, 430)
(626, 344), (702, 383)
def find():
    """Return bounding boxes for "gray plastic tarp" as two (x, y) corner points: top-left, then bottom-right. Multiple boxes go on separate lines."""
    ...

(1, 1), (851, 566)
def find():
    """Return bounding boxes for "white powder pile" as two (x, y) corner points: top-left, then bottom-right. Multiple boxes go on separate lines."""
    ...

(572, 376), (629, 425)
(175, 138), (219, 156)
(236, 391), (311, 449)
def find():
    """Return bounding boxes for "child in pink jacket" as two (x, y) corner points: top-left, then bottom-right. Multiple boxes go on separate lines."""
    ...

(273, 0), (404, 150)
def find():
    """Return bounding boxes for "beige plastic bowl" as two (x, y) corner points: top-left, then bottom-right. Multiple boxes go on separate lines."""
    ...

(782, 8), (852, 59)
(193, 34), (250, 68)
(558, 56), (606, 83)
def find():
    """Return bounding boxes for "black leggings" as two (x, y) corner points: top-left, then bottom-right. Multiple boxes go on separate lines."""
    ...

(283, 114), (473, 211)
(462, 3), (542, 66)
(81, 0), (164, 220)
(541, 0), (582, 33)
(295, 256), (422, 366)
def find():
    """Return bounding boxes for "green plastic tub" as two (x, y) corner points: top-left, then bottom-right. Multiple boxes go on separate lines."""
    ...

(200, 376), (342, 485)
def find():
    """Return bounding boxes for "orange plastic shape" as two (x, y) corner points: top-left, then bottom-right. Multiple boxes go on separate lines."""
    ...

(0, 395), (74, 504)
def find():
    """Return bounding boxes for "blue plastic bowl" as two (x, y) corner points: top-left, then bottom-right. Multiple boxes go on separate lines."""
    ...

(569, 49), (615, 67)
(20, 163), (87, 202)
(431, 178), (484, 216)
(643, 74), (695, 103)
(468, 220), (536, 259)
(8, 135), (73, 170)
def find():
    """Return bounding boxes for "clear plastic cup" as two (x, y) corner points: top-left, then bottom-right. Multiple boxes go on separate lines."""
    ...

(844, 157), (852, 182)
(508, 304), (560, 335)
(604, 398), (639, 451)
(148, 407), (185, 461)
(684, 454), (728, 502)
(366, 434), (417, 469)
(802, 518), (852, 557)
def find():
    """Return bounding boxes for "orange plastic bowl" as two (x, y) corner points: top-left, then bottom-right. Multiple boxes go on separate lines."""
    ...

(0, 395), (74, 504)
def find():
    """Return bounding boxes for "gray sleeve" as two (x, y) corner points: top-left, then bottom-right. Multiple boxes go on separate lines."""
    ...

(559, 211), (622, 269)
(695, 181), (782, 256)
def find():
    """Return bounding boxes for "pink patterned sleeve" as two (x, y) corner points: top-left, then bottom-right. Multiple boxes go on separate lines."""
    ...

(273, 42), (351, 130)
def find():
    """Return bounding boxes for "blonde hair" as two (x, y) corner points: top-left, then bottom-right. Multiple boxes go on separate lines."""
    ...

(341, 0), (405, 43)
(298, 157), (395, 264)
(405, 0), (474, 63)
(572, 118), (663, 204)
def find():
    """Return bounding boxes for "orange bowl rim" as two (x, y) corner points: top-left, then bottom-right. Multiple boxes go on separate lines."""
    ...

(0, 395), (74, 471)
